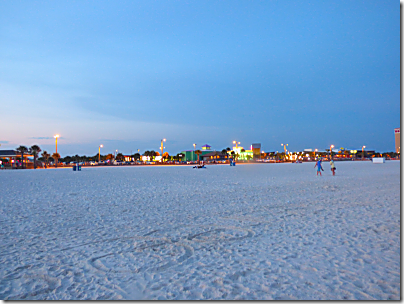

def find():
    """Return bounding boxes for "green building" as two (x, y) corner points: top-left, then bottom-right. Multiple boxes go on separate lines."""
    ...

(180, 150), (213, 162)
(179, 145), (214, 162)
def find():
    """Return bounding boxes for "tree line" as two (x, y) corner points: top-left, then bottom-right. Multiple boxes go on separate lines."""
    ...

(9, 145), (400, 169)
(14, 145), (58, 169)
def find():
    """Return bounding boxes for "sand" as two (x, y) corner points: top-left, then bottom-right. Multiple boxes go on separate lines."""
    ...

(0, 161), (400, 300)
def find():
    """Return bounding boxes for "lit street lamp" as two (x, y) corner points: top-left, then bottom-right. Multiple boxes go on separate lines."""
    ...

(233, 141), (240, 148)
(362, 145), (366, 160)
(54, 134), (60, 154)
(161, 139), (166, 161)
(330, 145), (334, 160)
(98, 145), (103, 162)
(281, 143), (288, 154)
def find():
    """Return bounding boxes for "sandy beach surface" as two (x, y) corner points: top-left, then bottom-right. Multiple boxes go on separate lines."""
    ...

(0, 161), (400, 300)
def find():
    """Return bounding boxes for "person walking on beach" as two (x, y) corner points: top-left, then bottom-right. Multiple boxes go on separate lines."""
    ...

(330, 159), (336, 176)
(314, 159), (323, 176)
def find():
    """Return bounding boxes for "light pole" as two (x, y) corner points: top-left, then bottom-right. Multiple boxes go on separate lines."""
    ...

(115, 149), (118, 160)
(362, 145), (366, 160)
(98, 145), (103, 162)
(161, 139), (166, 161)
(314, 149), (318, 160)
(281, 143), (288, 153)
(281, 143), (288, 161)
(54, 134), (60, 154)
(330, 145), (334, 160)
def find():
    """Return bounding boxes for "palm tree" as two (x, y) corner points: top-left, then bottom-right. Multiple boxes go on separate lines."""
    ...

(231, 151), (235, 160)
(220, 149), (228, 160)
(150, 150), (157, 161)
(16, 145), (28, 169)
(195, 150), (202, 163)
(52, 152), (60, 168)
(133, 153), (140, 161)
(41, 151), (50, 168)
(116, 153), (124, 161)
(30, 145), (41, 169)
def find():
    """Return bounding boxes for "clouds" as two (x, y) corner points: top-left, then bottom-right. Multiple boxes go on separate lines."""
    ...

(30, 137), (54, 140)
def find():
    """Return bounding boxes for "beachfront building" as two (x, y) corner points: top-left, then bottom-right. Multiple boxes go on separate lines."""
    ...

(251, 143), (261, 159)
(230, 144), (253, 161)
(180, 144), (214, 162)
(395, 128), (400, 154)
(124, 155), (132, 162)
(201, 151), (229, 162)
(0, 150), (34, 168)
(180, 149), (212, 162)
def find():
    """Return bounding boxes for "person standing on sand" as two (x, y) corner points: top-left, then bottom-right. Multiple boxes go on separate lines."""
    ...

(330, 159), (336, 176)
(314, 159), (323, 176)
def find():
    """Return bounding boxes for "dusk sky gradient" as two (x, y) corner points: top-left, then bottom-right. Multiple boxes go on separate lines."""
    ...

(0, 0), (400, 156)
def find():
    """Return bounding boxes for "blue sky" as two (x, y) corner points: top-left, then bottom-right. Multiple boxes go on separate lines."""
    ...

(0, 0), (400, 156)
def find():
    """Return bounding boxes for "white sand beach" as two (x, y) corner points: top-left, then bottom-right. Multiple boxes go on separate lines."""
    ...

(0, 161), (400, 300)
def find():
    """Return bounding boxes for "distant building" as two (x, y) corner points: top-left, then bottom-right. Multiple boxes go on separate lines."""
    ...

(230, 144), (253, 161)
(0, 150), (34, 168)
(201, 151), (228, 162)
(251, 143), (261, 159)
(180, 150), (212, 162)
(201, 144), (211, 150)
(124, 155), (132, 162)
(395, 128), (400, 154)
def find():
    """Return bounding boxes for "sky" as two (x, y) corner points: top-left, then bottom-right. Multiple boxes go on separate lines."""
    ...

(0, 0), (400, 156)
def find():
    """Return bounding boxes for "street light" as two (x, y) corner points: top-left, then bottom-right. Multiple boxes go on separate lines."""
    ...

(54, 134), (60, 154)
(281, 143), (288, 153)
(330, 145), (334, 160)
(233, 141), (240, 148)
(98, 145), (103, 162)
(362, 145), (366, 160)
(161, 139), (166, 161)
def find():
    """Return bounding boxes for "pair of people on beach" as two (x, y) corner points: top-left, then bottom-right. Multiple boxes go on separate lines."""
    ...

(314, 159), (336, 176)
